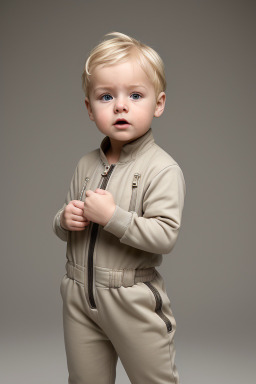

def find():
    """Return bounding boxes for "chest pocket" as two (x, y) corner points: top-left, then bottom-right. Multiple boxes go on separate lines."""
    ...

(78, 177), (90, 201)
(128, 173), (141, 212)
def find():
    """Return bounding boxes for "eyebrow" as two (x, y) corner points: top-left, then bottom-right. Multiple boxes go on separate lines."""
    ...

(94, 84), (147, 93)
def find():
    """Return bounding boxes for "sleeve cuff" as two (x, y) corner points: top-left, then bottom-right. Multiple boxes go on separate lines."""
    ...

(57, 209), (68, 232)
(53, 208), (69, 241)
(103, 205), (133, 239)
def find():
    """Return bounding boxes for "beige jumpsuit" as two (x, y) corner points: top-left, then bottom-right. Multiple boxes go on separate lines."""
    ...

(52, 127), (186, 384)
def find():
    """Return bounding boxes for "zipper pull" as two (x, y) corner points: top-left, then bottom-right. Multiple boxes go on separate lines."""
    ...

(79, 177), (90, 201)
(101, 164), (111, 176)
(132, 173), (141, 187)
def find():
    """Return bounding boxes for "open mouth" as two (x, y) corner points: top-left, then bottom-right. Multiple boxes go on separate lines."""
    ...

(114, 118), (129, 125)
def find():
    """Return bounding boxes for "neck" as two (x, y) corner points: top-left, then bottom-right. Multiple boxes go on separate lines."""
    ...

(108, 137), (134, 158)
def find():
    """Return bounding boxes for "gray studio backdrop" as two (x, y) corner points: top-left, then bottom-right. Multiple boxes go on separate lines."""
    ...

(1, 1), (255, 383)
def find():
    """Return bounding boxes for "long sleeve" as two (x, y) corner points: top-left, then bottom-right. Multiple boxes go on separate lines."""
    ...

(52, 162), (80, 242)
(103, 164), (186, 254)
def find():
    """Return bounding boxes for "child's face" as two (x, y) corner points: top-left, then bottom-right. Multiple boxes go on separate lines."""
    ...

(85, 59), (165, 147)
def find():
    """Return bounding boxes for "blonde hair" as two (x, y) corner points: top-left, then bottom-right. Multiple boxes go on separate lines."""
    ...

(81, 32), (166, 100)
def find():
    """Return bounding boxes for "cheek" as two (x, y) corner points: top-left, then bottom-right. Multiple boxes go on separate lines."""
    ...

(93, 106), (110, 124)
(135, 104), (155, 123)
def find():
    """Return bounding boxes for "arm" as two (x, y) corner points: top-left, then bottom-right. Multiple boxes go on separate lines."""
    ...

(52, 205), (69, 241)
(52, 162), (80, 242)
(103, 164), (186, 254)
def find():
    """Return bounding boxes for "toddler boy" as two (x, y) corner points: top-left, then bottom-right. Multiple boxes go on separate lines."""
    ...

(53, 31), (186, 384)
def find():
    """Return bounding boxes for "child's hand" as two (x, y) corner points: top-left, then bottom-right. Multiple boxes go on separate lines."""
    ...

(60, 200), (90, 231)
(84, 189), (116, 227)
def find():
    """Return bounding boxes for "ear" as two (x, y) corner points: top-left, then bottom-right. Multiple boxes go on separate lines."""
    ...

(84, 97), (95, 121)
(154, 92), (166, 118)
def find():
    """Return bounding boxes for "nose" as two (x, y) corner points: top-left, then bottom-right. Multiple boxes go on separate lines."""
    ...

(114, 97), (128, 113)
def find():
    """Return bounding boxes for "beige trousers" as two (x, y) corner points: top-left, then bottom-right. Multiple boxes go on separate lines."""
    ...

(60, 264), (180, 384)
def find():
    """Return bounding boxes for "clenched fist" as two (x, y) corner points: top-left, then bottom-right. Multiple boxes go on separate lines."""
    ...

(60, 200), (90, 231)
(84, 188), (116, 227)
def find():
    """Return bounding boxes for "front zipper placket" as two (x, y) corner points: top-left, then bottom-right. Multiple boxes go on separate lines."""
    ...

(144, 281), (173, 333)
(87, 163), (116, 309)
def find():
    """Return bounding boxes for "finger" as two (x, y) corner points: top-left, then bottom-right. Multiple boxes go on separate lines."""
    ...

(85, 190), (94, 197)
(71, 214), (87, 222)
(72, 205), (85, 216)
(69, 226), (87, 231)
(94, 188), (106, 194)
(69, 221), (88, 229)
(72, 200), (85, 209)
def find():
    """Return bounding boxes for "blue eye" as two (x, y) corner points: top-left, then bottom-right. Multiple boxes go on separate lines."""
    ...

(101, 94), (113, 101)
(131, 93), (141, 100)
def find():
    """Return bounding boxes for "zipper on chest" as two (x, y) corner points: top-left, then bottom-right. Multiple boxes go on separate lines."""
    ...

(128, 173), (141, 212)
(79, 177), (90, 201)
(87, 163), (116, 309)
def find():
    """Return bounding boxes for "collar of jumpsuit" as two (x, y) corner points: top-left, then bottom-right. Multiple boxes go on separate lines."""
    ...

(99, 127), (155, 164)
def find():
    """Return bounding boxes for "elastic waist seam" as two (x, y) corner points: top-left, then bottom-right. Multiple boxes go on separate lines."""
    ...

(65, 261), (156, 288)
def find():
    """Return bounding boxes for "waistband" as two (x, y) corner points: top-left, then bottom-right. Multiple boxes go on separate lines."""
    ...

(65, 261), (157, 288)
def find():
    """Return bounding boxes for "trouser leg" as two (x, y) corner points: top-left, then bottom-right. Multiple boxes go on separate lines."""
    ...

(60, 275), (118, 384)
(95, 270), (179, 384)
